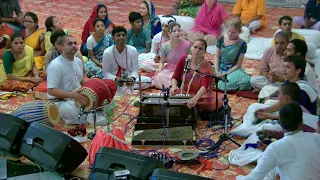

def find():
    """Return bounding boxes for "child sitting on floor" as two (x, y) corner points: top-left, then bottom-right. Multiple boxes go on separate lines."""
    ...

(126, 12), (151, 54)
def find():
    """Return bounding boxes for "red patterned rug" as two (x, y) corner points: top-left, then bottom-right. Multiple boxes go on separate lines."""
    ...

(1, 0), (302, 179)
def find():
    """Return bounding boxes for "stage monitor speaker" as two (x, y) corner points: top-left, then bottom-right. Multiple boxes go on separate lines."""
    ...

(19, 123), (88, 175)
(90, 147), (165, 180)
(150, 169), (212, 180)
(0, 113), (28, 156)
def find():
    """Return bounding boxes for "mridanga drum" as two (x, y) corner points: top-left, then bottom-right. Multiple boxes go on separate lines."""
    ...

(75, 79), (117, 112)
(11, 100), (61, 127)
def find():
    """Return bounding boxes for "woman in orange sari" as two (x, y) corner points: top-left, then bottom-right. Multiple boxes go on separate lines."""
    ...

(22, 12), (45, 69)
(171, 38), (222, 112)
(0, 33), (43, 92)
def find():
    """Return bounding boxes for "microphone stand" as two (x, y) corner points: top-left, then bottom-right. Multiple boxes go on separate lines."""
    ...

(162, 85), (171, 127)
(78, 105), (105, 140)
(209, 74), (241, 151)
(185, 69), (240, 149)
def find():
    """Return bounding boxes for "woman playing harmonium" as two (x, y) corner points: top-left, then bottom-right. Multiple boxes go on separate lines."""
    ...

(0, 32), (43, 92)
(170, 38), (222, 112)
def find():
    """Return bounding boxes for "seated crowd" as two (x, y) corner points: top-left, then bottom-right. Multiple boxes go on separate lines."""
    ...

(1, 0), (320, 179)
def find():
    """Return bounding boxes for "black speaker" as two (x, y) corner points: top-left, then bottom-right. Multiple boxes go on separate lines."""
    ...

(90, 147), (165, 180)
(19, 123), (88, 175)
(150, 169), (212, 180)
(0, 113), (28, 156)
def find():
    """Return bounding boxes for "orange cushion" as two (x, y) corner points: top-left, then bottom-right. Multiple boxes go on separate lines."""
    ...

(34, 81), (48, 99)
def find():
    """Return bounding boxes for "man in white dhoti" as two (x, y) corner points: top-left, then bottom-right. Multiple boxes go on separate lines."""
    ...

(236, 102), (320, 180)
(102, 26), (152, 90)
(47, 35), (91, 124)
(139, 15), (175, 71)
(229, 82), (319, 166)
(258, 39), (318, 100)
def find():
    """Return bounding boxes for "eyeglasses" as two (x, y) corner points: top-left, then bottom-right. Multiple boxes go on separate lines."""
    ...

(24, 20), (35, 24)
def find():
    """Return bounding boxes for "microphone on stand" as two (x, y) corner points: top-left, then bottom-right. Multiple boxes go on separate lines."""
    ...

(183, 57), (190, 73)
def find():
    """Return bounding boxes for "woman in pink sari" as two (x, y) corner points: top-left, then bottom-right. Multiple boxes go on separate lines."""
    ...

(183, 0), (228, 45)
(153, 22), (190, 89)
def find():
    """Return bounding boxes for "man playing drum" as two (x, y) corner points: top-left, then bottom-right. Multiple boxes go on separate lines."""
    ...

(47, 35), (90, 124)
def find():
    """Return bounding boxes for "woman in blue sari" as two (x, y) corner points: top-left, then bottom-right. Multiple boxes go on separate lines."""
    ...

(214, 18), (251, 91)
(81, 4), (114, 56)
(85, 19), (113, 78)
(140, 0), (162, 38)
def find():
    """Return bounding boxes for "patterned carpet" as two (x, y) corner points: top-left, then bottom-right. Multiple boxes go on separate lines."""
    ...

(1, 0), (305, 179)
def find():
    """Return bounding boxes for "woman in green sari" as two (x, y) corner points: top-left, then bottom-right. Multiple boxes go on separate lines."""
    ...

(0, 32), (43, 92)
(214, 18), (251, 91)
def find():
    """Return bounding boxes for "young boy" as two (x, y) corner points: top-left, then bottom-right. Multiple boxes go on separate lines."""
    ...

(126, 12), (151, 54)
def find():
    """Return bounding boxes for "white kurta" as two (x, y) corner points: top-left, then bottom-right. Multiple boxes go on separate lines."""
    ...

(47, 55), (83, 98)
(103, 45), (138, 80)
(229, 102), (319, 167)
(102, 45), (151, 89)
(236, 132), (320, 180)
(46, 55), (87, 124)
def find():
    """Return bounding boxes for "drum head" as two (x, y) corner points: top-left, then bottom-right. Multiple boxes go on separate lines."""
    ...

(76, 88), (96, 112)
(46, 102), (61, 126)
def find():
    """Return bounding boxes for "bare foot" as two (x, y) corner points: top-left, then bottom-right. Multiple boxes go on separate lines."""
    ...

(252, 89), (260, 94)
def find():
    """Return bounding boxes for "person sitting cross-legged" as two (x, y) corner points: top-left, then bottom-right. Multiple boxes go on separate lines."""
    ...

(259, 39), (318, 100)
(229, 82), (319, 166)
(232, 55), (318, 138)
(293, 0), (320, 31)
(84, 18), (113, 78)
(232, 0), (266, 33)
(103, 26), (152, 91)
(250, 32), (288, 94)
(47, 35), (89, 124)
(236, 102), (320, 180)
(0, 33), (43, 92)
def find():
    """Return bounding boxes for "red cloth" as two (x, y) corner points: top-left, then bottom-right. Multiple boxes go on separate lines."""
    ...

(34, 81), (48, 99)
(236, 90), (258, 99)
(89, 129), (130, 166)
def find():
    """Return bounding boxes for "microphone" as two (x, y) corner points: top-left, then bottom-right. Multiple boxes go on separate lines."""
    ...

(183, 57), (190, 73)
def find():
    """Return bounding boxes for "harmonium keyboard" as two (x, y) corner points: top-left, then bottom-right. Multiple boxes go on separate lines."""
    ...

(132, 93), (198, 146)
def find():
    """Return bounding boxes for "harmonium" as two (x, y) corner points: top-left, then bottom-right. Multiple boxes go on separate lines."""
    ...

(132, 93), (198, 146)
